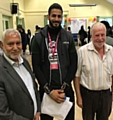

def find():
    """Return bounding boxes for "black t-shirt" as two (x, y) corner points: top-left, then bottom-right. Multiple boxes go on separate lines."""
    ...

(48, 27), (61, 89)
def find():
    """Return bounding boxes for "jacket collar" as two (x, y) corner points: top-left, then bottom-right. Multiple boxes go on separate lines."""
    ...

(1, 56), (34, 99)
(3, 54), (23, 66)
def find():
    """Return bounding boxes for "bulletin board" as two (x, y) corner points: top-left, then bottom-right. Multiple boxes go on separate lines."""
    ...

(70, 19), (87, 34)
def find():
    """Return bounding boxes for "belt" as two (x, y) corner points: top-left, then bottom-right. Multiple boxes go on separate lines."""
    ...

(80, 85), (110, 93)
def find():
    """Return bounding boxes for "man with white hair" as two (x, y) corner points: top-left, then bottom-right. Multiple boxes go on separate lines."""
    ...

(74, 22), (113, 120)
(0, 29), (41, 120)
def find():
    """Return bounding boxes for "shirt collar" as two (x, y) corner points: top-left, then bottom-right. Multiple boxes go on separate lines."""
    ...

(87, 41), (111, 53)
(4, 54), (23, 66)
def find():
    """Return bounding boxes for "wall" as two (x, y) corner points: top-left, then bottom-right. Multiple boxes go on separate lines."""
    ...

(0, 0), (25, 39)
(24, 0), (113, 34)
(24, 0), (69, 34)
(69, 1), (113, 17)
(0, 0), (11, 39)
(0, 0), (113, 37)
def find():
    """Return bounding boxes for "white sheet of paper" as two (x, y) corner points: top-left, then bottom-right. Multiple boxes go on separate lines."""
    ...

(41, 93), (73, 120)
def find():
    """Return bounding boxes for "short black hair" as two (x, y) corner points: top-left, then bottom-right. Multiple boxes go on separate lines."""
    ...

(48, 3), (63, 15)
(68, 27), (71, 31)
(100, 21), (110, 29)
(35, 25), (40, 30)
(17, 24), (22, 29)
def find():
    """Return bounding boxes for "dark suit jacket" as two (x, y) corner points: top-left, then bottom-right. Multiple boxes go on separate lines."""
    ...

(0, 56), (41, 120)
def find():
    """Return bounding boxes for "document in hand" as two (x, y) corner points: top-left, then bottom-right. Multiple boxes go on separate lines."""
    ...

(41, 93), (73, 120)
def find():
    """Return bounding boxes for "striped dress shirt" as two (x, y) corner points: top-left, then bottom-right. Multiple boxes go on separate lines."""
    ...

(76, 42), (113, 90)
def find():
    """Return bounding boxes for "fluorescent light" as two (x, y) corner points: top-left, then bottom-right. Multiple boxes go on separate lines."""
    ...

(69, 4), (97, 7)
(107, 0), (113, 4)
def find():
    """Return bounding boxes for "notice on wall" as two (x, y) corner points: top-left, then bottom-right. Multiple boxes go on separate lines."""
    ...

(69, 19), (87, 34)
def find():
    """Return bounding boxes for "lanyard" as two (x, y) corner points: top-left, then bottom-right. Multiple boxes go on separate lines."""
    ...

(48, 32), (60, 57)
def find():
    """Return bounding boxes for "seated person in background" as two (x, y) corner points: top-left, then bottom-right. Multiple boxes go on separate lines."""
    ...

(0, 28), (41, 120)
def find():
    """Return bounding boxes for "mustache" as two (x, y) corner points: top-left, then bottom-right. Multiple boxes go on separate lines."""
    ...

(11, 50), (21, 53)
(53, 21), (60, 23)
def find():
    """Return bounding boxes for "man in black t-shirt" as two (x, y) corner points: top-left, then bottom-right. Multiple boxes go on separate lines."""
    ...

(31, 3), (77, 120)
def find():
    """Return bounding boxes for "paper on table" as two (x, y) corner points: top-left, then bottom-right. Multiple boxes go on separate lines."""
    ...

(41, 93), (73, 120)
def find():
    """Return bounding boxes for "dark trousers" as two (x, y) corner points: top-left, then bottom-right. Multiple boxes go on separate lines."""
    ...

(22, 44), (26, 53)
(40, 87), (75, 120)
(80, 85), (112, 120)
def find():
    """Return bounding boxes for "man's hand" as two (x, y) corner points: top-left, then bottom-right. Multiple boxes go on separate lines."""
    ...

(34, 112), (40, 120)
(76, 96), (83, 108)
(49, 89), (65, 103)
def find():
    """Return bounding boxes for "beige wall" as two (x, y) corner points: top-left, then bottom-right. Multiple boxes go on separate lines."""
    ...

(0, 0), (113, 37)
(0, 0), (25, 39)
(0, 0), (11, 39)
(24, 0), (113, 34)
(14, 0), (25, 18)
(69, 0), (113, 17)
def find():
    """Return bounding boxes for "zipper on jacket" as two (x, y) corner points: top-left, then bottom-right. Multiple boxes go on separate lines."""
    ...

(45, 38), (51, 85)
(57, 51), (62, 85)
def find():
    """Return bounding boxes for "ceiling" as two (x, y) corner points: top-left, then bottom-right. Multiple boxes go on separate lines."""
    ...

(107, 0), (113, 4)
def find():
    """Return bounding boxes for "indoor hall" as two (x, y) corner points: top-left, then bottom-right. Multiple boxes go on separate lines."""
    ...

(0, 0), (113, 120)
(1, 0), (113, 38)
